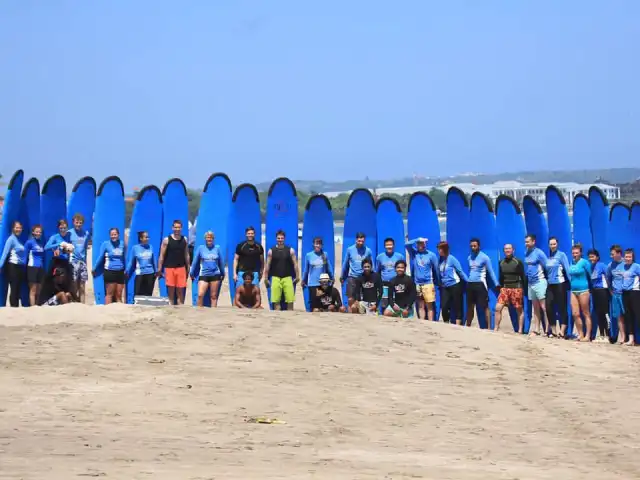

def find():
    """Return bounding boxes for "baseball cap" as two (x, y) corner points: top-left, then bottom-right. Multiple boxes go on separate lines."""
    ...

(319, 273), (330, 282)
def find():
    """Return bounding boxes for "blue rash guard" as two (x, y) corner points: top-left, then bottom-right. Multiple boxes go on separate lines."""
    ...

(126, 244), (157, 276)
(439, 254), (469, 287)
(24, 237), (45, 268)
(302, 250), (334, 287)
(524, 247), (548, 285)
(0, 235), (26, 266)
(341, 245), (373, 279)
(569, 258), (591, 292)
(607, 260), (625, 295)
(590, 261), (608, 289)
(69, 228), (91, 264)
(45, 232), (72, 261)
(376, 251), (406, 283)
(545, 250), (571, 285)
(622, 263), (640, 291)
(405, 239), (440, 285)
(93, 240), (125, 272)
(190, 244), (225, 278)
(467, 251), (499, 288)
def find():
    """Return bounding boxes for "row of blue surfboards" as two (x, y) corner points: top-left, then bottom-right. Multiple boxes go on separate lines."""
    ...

(1, 170), (638, 330)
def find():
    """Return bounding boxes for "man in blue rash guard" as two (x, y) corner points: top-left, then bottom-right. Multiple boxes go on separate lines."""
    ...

(466, 238), (499, 328)
(588, 249), (611, 343)
(69, 213), (91, 303)
(524, 234), (549, 336)
(621, 248), (640, 346)
(405, 237), (440, 321)
(341, 232), (373, 307)
(375, 238), (406, 311)
(302, 237), (334, 302)
(607, 245), (626, 344)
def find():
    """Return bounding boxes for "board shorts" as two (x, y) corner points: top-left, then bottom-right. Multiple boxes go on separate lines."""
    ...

(384, 306), (414, 318)
(71, 260), (88, 283)
(497, 287), (523, 309)
(237, 271), (259, 286)
(103, 269), (125, 285)
(27, 266), (45, 284)
(528, 280), (547, 301)
(357, 301), (378, 315)
(466, 282), (489, 309)
(345, 277), (359, 300)
(199, 274), (222, 283)
(271, 276), (295, 303)
(416, 283), (436, 303)
(611, 292), (625, 319)
(165, 267), (187, 288)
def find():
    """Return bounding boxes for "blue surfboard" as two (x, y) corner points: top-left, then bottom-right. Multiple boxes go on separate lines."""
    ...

(522, 195), (549, 333)
(18, 177), (40, 306)
(192, 173), (232, 306)
(0, 170), (25, 306)
(589, 187), (609, 263)
(446, 187), (470, 322)
(160, 178), (189, 299)
(572, 193), (592, 251)
(92, 176), (125, 305)
(469, 193), (498, 329)
(227, 183), (262, 303)
(495, 194), (526, 332)
(40, 175), (67, 271)
(375, 197), (405, 256)
(265, 177), (299, 310)
(630, 202), (640, 258)
(126, 185), (163, 304)
(608, 203), (632, 340)
(407, 192), (441, 319)
(301, 195), (335, 311)
(341, 188), (377, 306)
(67, 176), (96, 232)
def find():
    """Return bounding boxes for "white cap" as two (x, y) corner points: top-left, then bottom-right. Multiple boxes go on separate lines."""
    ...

(319, 273), (330, 282)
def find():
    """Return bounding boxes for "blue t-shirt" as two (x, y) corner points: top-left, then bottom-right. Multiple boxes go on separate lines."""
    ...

(93, 240), (125, 272)
(190, 244), (225, 278)
(302, 250), (334, 287)
(569, 258), (591, 292)
(342, 245), (373, 279)
(525, 247), (548, 285)
(24, 237), (45, 268)
(0, 234), (26, 266)
(467, 251), (499, 288)
(69, 228), (91, 263)
(405, 240), (439, 285)
(607, 260), (625, 295)
(375, 251), (406, 283)
(439, 254), (469, 287)
(590, 261), (608, 289)
(45, 232), (72, 261)
(546, 250), (571, 285)
(622, 263), (640, 291)
(127, 244), (156, 276)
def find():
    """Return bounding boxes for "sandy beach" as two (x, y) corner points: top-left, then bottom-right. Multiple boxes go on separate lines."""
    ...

(1, 245), (640, 479)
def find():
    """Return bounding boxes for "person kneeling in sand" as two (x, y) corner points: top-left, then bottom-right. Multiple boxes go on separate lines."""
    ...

(350, 258), (382, 314)
(383, 260), (416, 318)
(312, 273), (346, 312)
(234, 271), (263, 309)
(38, 264), (78, 306)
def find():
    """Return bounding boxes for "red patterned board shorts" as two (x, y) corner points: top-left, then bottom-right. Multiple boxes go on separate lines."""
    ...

(497, 287), (524, 309)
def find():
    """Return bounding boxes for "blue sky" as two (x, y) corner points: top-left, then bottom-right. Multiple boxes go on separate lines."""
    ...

(0, 0), (638, 190)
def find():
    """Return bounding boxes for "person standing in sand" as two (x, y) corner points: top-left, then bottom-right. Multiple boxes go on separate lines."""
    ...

(524, 234), (549, 337)
(92, 227), (126, 304)
(264, 230), (299, 310)
(588, 249), (611, 343)
(438, 241), (468, 325)
(24, 224), (45, 307)
(234, 271), (262, 309)
(233, 226), (264, 287)
(405, 236), (439, 321)
(341, 232), (373, 308)
(494, 243), (526, 333)
(375, 238), (405, 312)
(620, 248), (640, 346)
(0, 221), (27, 307)
(545, 236), (571, 338)
(301, 237), (334, 300)
(568, 244), (592, 342)
(607, 245), (626, 345)
(69, 213), (91, 303)
(466, 238), (499, 328)
(157, 220), (190, 305)
(190, 231), (225, 307)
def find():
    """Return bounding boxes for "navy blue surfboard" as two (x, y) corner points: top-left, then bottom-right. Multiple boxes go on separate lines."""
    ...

(40, 175), (67, 271)
(227, 183), (261, 303)
(469, 193), (498, 329)
(92, 177), (125, 305)
(192, 173), (232, 306)
(446, 187), (470, 322)
(67, 176), (96, 232)
(589, 187), (609, 264)
(407, 192), (441, 319)
(265, 178), (299, 310)
(522, 195), (549, 333)
(495, 195), (526, 332)
(608, 203), (632, 340)
(160, 178), (189, 299)
(0, 170), (24, 306)
(572, 194), (592, 251)
(126, 185), (163, 304)
(341, 189), (377, 305)
(18, 178), (40, 306)
(302, 194), (335, 311)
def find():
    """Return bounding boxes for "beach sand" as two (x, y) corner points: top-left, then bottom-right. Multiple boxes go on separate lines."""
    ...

(1, 246), (640, 479)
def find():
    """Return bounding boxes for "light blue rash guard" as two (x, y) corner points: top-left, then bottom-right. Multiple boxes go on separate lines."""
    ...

(341, 245), (373, 279)
(24, 237), (45, 268)
(376, 251), (406, 283)
(545, 250), (571, 285)
(93, 240), (125, 272)
(405, 239), (439, 285)
(607, 260), (625, 295)
(467, 251), (499, 288)
(439, 254), (469, 287)
(569, 258), (591, 292)
(302, 250), (334, 287)
(127, 244), (157, 276)
(190, 244), (224, 278)
(525, 247), (548, 285)
(0, 235), (26, 266)
(622, 263), (640, 291)
(590, 261), (608, 289)
(45, 232), (72, 261)
(69, 228), (91, 263)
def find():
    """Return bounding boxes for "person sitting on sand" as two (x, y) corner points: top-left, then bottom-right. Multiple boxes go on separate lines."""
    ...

(38, 264), (78, 306)
(234, 271), (263, 309)
(383, 260), (416, 318)
(311, 273), (346, 313)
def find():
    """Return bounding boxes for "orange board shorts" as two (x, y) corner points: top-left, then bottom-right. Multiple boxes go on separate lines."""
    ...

(165, 267), (187, 288)
(497, 287), (524, 309)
